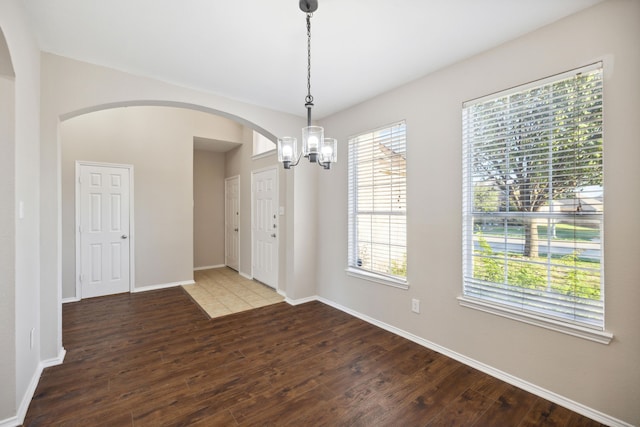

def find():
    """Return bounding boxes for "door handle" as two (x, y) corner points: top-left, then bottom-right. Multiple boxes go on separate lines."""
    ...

(234, 228), (239, 232)
(121, 234), (128, 239)
(271, 233), (276, 238)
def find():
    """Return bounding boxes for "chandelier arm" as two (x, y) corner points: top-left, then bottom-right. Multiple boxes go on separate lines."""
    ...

(289, 151), (304, 168)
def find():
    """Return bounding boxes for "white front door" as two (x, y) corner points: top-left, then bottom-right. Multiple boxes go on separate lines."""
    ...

(225, 175), (240, 271)
(252, 168), (278, 288)
(78, 164), (131, 298)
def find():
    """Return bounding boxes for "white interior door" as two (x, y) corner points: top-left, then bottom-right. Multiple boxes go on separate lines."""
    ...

(78, 164), (131, 298)
(252, 168), (278, 288)
(225, 175), (240, 271)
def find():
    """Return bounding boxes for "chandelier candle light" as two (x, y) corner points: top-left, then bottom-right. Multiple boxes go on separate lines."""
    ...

(277, 0), (337, 170)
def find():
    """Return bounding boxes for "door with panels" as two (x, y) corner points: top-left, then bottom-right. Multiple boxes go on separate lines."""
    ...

(77, 163), (131, 298)
(252, 168), (278, 288)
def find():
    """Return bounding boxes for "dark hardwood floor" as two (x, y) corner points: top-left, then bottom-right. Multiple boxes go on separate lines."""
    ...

(22, 287), (605, 426)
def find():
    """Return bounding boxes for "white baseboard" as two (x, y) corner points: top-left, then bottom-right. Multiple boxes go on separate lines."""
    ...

(41, 347), (67, 369)
(239, 271), (252, 280)
(193, 264), (225, 271)
(0, 414), (17, 426)
(285, 295), (318, 306)
(0, 411), (18, 427)
(132, 280), (195, 293)
(0, 348), (67, 427)
(316, 296), (633, 427)
(65, 280), (196, 300)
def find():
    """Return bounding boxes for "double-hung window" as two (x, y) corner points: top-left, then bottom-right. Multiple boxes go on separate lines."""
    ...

(461, 63), (610, 342)
(348, 121), (407, 288)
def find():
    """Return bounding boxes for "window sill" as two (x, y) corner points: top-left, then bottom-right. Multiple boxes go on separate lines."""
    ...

(457, 296), (613, 345)
(346, 268), (409, 290)
(252, 149), (276, 161)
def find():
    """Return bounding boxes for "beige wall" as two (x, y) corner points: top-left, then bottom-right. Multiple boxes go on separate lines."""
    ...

(193, 149), (226, 269)
(317, 1), (640, 424)
(0, 32), (16, 421)
(60, 106), (243, 298)
(0, 0), (43, 422)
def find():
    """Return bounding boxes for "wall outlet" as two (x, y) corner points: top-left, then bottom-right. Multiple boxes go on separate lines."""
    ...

(411, 298), (420, 314)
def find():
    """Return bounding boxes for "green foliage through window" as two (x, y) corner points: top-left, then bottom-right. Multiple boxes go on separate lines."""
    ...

(463, 63), (604, 328)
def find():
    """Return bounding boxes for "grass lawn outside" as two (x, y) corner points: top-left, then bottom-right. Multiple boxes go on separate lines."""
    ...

(473, 234), (601, 300)
(478, 223), (600, 242)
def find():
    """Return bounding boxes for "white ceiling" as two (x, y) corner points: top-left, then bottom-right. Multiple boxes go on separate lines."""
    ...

(22, 0), (603, 119)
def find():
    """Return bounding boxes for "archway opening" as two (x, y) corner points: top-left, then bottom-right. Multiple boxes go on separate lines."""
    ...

(58, 103), (272, 300)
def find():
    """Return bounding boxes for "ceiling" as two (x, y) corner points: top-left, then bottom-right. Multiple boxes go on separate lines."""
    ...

(22, 0), (603, 120)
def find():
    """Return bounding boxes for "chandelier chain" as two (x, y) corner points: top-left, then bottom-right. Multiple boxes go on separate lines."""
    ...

(305, 13), (313, 105)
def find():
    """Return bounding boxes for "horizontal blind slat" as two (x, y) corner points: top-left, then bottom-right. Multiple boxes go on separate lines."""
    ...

(462, 64), (604, 330)
(349, 121), (407, 281)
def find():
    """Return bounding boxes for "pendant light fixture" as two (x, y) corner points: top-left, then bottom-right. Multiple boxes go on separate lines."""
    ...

(277, 0), (337, 170)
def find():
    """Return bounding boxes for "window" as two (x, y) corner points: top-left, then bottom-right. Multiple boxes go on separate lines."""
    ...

(461, 63), (609, 341)
(348, 121), (407, 287)
(252, 131), (276, 157)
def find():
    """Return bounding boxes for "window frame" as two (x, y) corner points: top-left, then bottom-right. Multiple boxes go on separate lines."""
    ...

(460, 63), (612, 344)
(252, 131), (276, 158)
(347, 121), (408, 289)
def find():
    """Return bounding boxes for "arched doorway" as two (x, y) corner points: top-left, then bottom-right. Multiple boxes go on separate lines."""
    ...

(57, 103), (276, 300)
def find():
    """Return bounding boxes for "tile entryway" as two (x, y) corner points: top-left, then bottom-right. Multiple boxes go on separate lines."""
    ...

(183, 267), (284, 318)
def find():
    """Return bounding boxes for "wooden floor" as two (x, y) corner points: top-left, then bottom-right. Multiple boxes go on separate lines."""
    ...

(23, 288), (604, 427)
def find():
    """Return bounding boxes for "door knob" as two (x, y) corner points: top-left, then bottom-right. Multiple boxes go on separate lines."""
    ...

(234, 228), (239, 232)
(271, 233), (276, 238)
(121, 234), (128, 239)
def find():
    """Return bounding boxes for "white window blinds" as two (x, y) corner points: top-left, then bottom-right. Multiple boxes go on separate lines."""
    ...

(348, 122), (407, 284)
(462, 63), (604, 330)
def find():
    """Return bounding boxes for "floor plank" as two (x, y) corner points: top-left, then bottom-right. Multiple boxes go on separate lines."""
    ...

(21, 286), (606, 426)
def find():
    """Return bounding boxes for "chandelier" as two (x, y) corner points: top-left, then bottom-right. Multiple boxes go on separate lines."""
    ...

(277, 0), (337, 170)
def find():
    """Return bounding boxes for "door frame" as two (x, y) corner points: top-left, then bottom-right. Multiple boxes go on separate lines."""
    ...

(224, 175), (240, 271)
(75, 161), (135, 299)
(251, 166), (279, 290)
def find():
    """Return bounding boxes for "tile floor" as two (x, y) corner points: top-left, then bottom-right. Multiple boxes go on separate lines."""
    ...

(183, 267), (284, 319)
